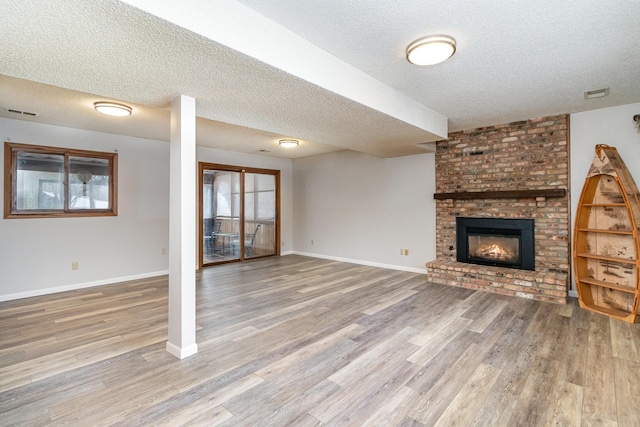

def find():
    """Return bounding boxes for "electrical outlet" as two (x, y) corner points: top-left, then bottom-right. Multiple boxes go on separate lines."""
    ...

(400, 248), (404, 255)
(404, 249), (409, 256)
(71, 261), (79, 270)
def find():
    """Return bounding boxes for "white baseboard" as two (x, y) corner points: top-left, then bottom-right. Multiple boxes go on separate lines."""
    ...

(292, 251), (426, 274)
(166, 341), (198, 359)
(0, 270), (169, 302)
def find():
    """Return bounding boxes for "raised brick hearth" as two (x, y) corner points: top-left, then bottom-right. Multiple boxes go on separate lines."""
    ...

(426, 115), (570, 304)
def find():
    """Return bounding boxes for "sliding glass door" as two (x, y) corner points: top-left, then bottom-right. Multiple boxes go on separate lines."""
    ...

(199, 163), (279, 267)
(202, 169), (241, 263)
(244, 172), (277, 259)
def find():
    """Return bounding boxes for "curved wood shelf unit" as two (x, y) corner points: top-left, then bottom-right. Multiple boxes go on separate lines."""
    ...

(573, 144), (640, 323)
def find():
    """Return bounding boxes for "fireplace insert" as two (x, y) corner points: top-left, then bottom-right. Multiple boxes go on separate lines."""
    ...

(456, 217), (535, 270)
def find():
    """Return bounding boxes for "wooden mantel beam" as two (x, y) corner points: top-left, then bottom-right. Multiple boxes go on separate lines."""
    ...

(433, 189), (566, 200)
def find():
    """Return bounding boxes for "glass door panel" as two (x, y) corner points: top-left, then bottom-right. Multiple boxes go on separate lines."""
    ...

(244, 173), (276, 259)
(202, 170), (241, 265)
(200, 163), (279, 267)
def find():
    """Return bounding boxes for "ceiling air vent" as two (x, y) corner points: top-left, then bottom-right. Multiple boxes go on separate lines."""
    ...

(584, 88), (609, 100)
(4, 108), (37, 117)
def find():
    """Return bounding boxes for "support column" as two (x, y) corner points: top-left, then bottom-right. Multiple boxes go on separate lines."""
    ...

(166, 95), (198, 359)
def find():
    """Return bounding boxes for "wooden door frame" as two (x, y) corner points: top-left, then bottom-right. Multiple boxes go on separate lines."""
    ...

(198, 162), (281, 269)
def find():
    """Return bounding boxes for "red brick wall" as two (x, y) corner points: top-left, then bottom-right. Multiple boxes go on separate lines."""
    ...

(427, 115), (570, 303)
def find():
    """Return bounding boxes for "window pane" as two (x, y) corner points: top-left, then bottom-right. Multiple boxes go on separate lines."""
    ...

(16, 152), (64, 210)
(257, 191), (275, 221)
(68, 156), (110, 209)
(245, 192), (255, 221)
(203, 170), (241, 264)
(244, 173), (276, 258)
(215, 173), (232, 217)
(203, 170), (214, 220)
(246, 173), (275, 221)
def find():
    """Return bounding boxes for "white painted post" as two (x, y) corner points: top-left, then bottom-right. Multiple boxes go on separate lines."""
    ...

(166, 95), (198, 359)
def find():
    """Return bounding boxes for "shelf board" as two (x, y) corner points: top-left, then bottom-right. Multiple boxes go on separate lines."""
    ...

(578, 300), (637, 323)
(433, 189), (566, 200)
(582, 203), (627, 207)
(577, 228), (634, 235)
(578, 278), (637, 294)
(575, 252), (637, 265)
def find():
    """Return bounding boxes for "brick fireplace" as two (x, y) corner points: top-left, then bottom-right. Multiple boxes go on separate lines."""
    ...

(426, 115), (570, 304)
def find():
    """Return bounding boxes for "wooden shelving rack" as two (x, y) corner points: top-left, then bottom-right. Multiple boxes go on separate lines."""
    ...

(574, 145), (640, 323)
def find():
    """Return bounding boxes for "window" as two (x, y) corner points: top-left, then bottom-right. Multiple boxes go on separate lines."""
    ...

(4, 142), (117, 218)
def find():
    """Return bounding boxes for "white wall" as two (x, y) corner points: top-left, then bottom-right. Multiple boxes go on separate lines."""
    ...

(0, 118), (294, 301)
(570, 101), (640, 293)
(0, 118), (171, 300)
(292, 150), (436, 273)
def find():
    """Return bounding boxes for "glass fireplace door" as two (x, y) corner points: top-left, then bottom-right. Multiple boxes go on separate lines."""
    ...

(467, 233), (520, 265)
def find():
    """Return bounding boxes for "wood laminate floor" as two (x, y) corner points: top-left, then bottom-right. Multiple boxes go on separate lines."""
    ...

(1, 255), (639, 426)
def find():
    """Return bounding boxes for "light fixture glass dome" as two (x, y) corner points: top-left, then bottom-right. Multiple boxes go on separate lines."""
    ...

(94, 102), (132, 117)
(406, 35), (456, 66)
(279, 139), (299, 148)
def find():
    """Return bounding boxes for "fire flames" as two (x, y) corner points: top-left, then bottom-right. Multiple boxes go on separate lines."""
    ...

(475, 244), (514, 261)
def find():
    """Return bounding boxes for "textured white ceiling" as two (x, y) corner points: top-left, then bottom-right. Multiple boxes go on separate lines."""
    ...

(1, 0), (639, 158)
(237, 0), (640, 132)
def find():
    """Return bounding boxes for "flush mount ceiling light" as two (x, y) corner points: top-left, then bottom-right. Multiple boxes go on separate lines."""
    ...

(406, 35), (456, 66)
(279, 139), (299, 148)
(94, 102), (132, 117)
